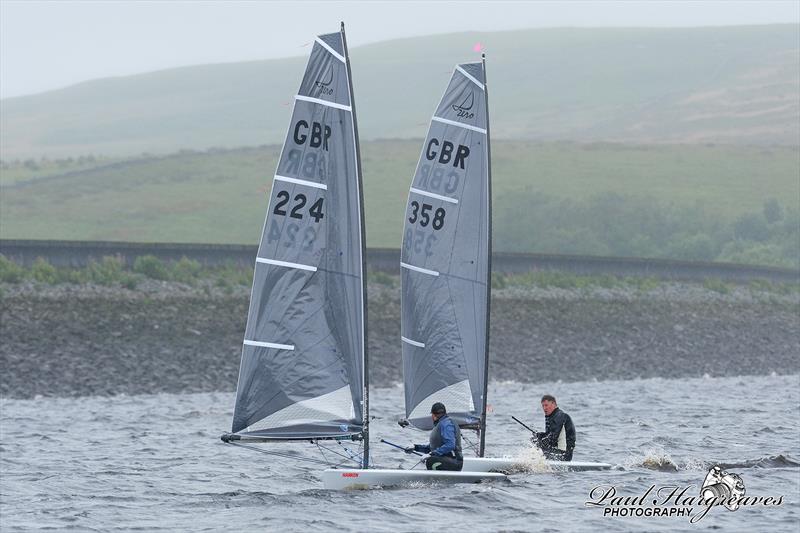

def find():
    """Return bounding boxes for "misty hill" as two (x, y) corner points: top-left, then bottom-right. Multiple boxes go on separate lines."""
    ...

(2, 25), (798, 158)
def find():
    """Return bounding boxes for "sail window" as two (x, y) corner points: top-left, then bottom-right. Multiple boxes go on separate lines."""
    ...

(408, 379), (476, 421)
(242, 385), (356, 433)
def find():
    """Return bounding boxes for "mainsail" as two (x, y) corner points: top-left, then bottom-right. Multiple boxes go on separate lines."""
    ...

(400, 59), (492, 453)
(229, 26), (368, 459)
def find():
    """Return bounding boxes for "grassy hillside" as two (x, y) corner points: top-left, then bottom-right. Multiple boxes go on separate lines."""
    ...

(2, 141), (798, 267)
(2, 25), (798, 158)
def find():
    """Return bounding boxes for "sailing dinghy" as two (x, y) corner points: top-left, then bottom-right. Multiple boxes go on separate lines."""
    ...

(221, 24), (505, 490)
(398, 56), (611, 474)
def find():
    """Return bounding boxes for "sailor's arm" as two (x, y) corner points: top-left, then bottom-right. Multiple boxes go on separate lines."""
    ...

(564, 415), (575, 450)
(565, 414), (576, 451)
(538, 424), (558, 447)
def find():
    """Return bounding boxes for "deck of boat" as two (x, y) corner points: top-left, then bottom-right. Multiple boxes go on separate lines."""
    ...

(462, 457), (612, 472)
(321, 468), (507, 490)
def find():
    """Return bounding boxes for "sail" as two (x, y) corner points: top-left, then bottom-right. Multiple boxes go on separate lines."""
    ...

(401, 61), (490, 431)
(231, 30), (366, 440)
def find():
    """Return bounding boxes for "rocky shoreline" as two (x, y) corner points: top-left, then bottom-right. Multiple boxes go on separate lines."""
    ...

(1, 281), (798, 399)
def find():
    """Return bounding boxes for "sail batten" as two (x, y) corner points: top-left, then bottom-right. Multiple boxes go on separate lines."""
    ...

(294, 94), (352, 110)
(255, 257), (318, 271)
(401, 61), (490, 433)
(455, 65), (485, 89)
(409, 187), (459, 204)
(230, 29), (366, 442)
(274, 175), (328, 190)
(243, 340), (295, 351)
(401, 262), (440, 276)
(401, 336), (426, 348)
(314, 37), (346, 62)
(431, 116), (487, 133)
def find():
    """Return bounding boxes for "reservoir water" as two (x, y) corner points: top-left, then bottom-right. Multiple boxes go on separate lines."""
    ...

(2, 374), (798, 532)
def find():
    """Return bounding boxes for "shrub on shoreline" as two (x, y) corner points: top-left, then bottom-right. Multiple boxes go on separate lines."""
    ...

(133, 255), (169, 280)
(0, 255), (25, 283)
(0, 254), (250, 289)
(0, 255), (796, 297)
(495, 194), (799, 269)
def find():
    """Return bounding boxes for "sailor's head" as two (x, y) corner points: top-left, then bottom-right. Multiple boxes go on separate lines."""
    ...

(430, 402), (447, 422)
(540, 394), (557, 416)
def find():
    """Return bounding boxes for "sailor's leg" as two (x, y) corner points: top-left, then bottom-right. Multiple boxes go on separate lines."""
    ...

(425, 456), (437, 470)
(427, 455), (463, 471)
(543, 448), (567, 461)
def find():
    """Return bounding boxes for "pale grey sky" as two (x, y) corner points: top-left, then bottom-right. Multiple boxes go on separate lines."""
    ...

(1, 0), (798, 99)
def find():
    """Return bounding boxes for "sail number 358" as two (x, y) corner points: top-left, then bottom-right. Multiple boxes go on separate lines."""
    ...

(408, 201), (446, 230)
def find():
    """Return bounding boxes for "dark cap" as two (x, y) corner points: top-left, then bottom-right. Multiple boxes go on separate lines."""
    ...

(431, 402), (446, 415)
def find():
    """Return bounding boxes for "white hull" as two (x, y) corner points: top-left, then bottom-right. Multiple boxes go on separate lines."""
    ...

(322, 468), (507, 490)
(462, 457), (613, 473)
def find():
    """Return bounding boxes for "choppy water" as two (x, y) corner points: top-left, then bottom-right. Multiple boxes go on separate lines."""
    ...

(2, 374), (798, 532)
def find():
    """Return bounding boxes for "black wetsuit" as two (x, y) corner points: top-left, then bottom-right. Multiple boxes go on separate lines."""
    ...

(533, 407), (576, 461)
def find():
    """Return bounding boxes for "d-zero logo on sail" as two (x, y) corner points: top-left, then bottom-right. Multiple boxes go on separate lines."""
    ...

(452, 90), (475, 119)
(314, 64), (334, 96)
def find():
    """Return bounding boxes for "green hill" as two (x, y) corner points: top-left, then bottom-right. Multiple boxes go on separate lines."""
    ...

(2, 142), (798, 267)
(2, 25), (798, 158)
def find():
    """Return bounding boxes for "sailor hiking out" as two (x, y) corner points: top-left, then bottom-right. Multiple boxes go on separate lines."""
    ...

(405, 403), (464, 471)
(532, 394), (576, 461)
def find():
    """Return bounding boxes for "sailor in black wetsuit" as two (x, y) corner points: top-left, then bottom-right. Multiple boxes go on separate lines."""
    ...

(405, 402), (464, 471)
(532, 394), (575, 461)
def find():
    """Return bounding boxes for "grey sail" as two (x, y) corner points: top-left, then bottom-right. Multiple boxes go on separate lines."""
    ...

(231, 29), (367, 442)
(401, 61), (491, 434)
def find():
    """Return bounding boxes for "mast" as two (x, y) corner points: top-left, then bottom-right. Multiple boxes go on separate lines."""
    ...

(341, 21), (369, 470)
(478, 53), (492, 458)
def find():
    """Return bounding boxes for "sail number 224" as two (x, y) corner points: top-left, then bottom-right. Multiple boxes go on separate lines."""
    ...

(266, 191), (324, 251)
(273, 191), (324, 222)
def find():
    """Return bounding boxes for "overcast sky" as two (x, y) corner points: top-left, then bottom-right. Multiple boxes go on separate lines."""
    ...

(1, 0), (798, 99)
